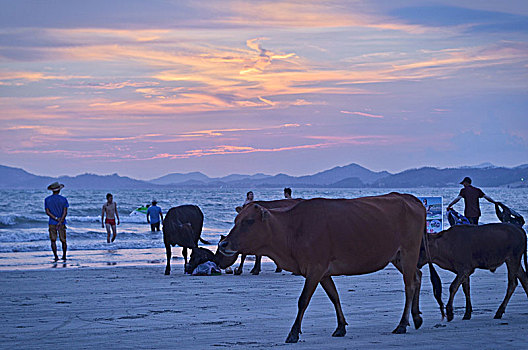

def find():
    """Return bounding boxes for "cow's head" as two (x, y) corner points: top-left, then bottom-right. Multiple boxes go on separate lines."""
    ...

(186, 247), (214, 274)
(219, 204), (271, 257)
(213, 235), (238, 268)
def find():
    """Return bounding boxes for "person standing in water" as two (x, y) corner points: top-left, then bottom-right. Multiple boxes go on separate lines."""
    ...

(102, 193), (120, 243)
(44, 182), (69, 261)
(147, 199), (163, 231)
(244, 191), (254, 205)
(236, 191), (255, 213)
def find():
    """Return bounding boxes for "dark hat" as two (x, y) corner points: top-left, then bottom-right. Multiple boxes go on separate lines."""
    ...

(47, 182), (64, 191)
(152, 199), (157, 204)
(460, 177), (472, 185)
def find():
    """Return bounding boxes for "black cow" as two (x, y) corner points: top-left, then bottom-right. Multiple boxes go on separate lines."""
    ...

(163, 205), (209, 275)
(185, 237), (238, 274)
(419, 223), (528, 321)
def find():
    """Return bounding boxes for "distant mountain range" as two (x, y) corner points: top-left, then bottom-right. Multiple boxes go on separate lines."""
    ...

(1, 163), (527, 190)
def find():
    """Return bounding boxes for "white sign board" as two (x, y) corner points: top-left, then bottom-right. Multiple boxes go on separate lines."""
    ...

(418, 196), (443, 233)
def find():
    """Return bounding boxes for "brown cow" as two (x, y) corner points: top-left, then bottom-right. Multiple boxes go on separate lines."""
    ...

(234, 199), (302, 275)
(419, 223), (528, 321)
(219, 193), (431, 343)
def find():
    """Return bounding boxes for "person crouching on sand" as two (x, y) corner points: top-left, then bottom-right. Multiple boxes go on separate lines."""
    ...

(44, 182), (69, 261)
(102, 193), (120, 243)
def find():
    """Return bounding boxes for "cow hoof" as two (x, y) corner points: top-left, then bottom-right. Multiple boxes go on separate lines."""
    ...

(446, 308), (454, 322)
(462, 314), (471, 320)
(413, 316), (423, 330)
(392, 325), (407, 334)
(234, 268), (242, 275)
(285, 332), (299, 343)
(493, 313), (503, 319)
(332, 324), (346, 337)
(275, 268), (282, 273)
(164, 270), (170, 275)
(250, 269), (260, 275)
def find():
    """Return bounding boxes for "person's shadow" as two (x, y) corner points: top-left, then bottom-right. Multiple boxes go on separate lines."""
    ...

(51, 262), (67, 268)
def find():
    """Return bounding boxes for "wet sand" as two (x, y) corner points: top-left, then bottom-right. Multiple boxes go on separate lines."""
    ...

(1, 263), (527, 349)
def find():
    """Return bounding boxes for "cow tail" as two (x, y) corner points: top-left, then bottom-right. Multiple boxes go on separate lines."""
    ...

(424, 229), (445, 319)
(428, 262), (444, 319)
(524, 249), (528, 279)
(199, 237), (211, 245)
(524, 230), (528, 279)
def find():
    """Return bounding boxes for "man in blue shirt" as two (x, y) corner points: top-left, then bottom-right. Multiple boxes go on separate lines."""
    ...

(147, 200), (163, 231)
(44, 182), (69, 261)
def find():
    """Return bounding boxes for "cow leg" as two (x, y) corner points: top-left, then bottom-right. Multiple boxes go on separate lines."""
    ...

(391, 260), (423, 329)
(275, 264), (282, 273)
(516, 266), (528, 297)
(392, 251), (419, 334)
(462, 277), (472, 320)
(183, 247), (189, 273)
(250, 256), (261, 275)
(494, 261), (519, 319)
(411, 269), (423, 329)
(234, 254), (246, 275)
(320, 276), (347, 337)
(164, 245), (171, 275)
(446, 273), (469, 321)
(286, 276), (319, 343)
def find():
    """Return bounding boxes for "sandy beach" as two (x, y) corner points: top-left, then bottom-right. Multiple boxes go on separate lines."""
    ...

(1, 261), (527, 349)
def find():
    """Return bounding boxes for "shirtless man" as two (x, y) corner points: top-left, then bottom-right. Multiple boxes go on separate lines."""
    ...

(102, 193), (120, 243)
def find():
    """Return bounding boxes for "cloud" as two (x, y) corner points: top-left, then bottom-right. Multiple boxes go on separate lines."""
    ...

(150, 142), (330, 160)
(341, 110), (384, 119)
(0, 71), (90, 82)
(3, 125), (70, 136)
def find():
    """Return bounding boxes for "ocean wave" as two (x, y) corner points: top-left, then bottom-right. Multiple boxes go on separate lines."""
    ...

(0, 215), (16, 226)
(0, 214), (44, 227)
(0, 213), (148, 227)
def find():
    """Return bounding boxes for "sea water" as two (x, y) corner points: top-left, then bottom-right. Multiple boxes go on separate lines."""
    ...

(0, 188), (526, 270)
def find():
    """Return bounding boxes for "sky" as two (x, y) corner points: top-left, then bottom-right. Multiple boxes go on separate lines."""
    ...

(0, 0), (527, 179)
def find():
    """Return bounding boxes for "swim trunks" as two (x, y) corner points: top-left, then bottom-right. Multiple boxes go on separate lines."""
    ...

(105, 218), (116, 225)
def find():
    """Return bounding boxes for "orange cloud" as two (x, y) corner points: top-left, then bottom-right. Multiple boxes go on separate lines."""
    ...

(0, 71), (91, 82)
(150, 142), (330, 160)
(209, 1), (430, 34)
(341, 111), (384, 119)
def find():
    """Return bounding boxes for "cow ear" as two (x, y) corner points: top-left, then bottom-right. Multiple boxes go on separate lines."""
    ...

(235, 206), (242, 213)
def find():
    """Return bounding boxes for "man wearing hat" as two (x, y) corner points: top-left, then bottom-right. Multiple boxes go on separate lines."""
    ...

(146, 199), (163, 231)
(44, 182), (69, 260)
(447, 176), (496, 225)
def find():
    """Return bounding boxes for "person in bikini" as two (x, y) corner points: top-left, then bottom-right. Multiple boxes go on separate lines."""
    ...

(102, 193), (120, 243)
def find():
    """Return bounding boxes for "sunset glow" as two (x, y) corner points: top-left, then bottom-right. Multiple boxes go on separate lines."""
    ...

(1, 1), (527, 178)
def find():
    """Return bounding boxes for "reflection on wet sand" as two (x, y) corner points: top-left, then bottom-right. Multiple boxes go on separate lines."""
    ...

(51, 262), (67, 268)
